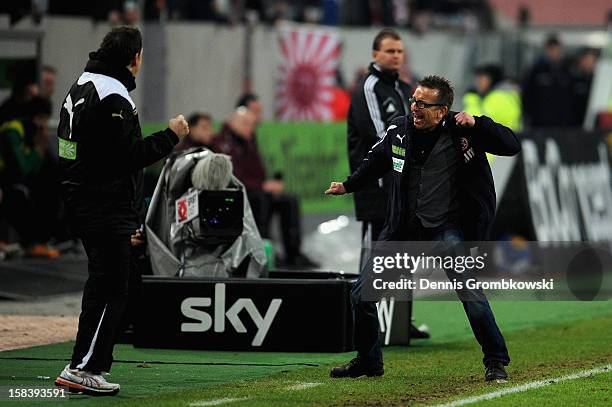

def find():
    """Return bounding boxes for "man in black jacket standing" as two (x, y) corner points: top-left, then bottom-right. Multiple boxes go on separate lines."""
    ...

(54, 27), (189, 396)
(326, 75), (519, 382)
(348, 28), (428, 339)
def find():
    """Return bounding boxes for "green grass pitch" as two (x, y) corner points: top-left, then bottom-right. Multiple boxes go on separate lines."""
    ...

(1, 301), (610, 406)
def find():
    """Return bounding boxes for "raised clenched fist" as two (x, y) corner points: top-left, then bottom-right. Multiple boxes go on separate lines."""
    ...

(169, 114), (189, 139)
(454, 111), (476, 127)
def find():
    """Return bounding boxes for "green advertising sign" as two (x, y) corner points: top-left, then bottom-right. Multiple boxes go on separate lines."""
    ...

(255, 122), (353, 213)
(141, 122), (354, 214)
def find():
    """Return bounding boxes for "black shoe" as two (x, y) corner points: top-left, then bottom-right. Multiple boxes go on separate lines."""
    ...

(330, 357), (384, 378)
(409, 323), (430, 339)
(485, 361), (508, 382)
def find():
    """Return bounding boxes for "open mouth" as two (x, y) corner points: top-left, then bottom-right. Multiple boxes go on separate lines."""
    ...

(412, 113), (425, 126)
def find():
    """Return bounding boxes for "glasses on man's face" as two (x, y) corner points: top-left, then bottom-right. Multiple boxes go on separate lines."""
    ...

(409, 97), (445, 110)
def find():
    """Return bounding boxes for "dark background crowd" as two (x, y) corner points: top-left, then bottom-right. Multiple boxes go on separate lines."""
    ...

(3, 1), (612, 30)
(0, 1), (501, 31)
(0, 28), (605, 259)
(0, 0), (610, 260)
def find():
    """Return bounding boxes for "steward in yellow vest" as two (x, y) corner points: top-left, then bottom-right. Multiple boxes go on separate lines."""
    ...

(463, 64), (522, 132)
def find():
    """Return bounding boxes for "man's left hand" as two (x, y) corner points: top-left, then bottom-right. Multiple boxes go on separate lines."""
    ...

(455, 112), (475, 127)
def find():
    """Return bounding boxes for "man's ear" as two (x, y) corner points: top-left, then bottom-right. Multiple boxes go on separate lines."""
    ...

(439, 106), (449, 119)
(129, 51), (141, 68)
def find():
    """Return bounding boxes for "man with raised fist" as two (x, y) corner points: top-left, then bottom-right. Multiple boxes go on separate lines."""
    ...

(54, 26), (189, 396)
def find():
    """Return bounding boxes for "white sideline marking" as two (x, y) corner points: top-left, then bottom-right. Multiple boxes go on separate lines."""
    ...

(286, 382), (322, 391)
(434, 364), (612, 407)
(189, 397), (249, 406)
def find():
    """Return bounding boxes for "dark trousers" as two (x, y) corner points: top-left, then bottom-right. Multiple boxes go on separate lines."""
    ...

(352, 220), (510, 366)
(359, 218), (386, 270)
(70, 232), (134, 373)
(246, 189), (301, 261)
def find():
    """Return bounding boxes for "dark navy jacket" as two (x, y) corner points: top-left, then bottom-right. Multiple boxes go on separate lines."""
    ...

(343, 113), (521, 241)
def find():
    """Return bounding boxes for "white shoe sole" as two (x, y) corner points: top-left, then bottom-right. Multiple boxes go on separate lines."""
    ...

(55, 377), (120, 396)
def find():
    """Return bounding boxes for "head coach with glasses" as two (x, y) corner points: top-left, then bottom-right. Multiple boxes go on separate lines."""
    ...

(325, 75), (520, 382)
(347, 28), (432, 340)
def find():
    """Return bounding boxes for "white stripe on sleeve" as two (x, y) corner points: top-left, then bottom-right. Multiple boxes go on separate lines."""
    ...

(363, 75), (385, 139)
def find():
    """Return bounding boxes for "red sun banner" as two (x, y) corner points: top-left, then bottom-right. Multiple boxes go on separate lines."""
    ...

(275, 28), (341, 121)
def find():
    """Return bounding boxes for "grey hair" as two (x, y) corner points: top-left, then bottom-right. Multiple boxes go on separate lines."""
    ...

(191, 153), (233, 190)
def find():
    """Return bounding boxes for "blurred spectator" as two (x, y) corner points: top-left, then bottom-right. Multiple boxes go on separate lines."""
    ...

(295, 1), (324, 24)
(48, 0), (138, 24)
(409, 0), (494, 33)
(321, 0), (340, 26)
(392, 0), (409, 26)
(236, 93), (263, 122)
(40, 65), (57, 100)
(212, 102), (318, 268)
(244, 0), (267, 23)
(597, 98), (612, 130)
(340, 0), (371, 26)
(340, 0), (393, 26)
(0, 0), (33, 25)
(175, 112), (216, 151)
(0, 96), (59, 257)
(123, 0), (140, 25)
(330, 69), (350, 121)
(521, 34), (573, 128)
(569, 47), (599, 127)
(463, 64), (522, 131)
(268, 1), (292, 24)
(144, 0), (164, 21)
(48, 0), (88, 17)
(330, 86), (350, 121)
(168, 0), (227, 22)
(0, 62), (39, 124)
(370, 0), (395, 26)
(348, 66), (369, 95)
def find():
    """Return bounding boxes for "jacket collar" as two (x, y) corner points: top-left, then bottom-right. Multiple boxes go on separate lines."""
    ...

(369, 62), (399, 84)
(408, 113), (450, 134)
(84, 53), (136, 92)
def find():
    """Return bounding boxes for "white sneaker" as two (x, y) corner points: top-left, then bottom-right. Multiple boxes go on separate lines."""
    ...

(55, 364), (120, 396)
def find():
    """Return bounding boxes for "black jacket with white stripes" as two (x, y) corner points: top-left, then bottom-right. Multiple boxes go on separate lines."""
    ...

(347, 62), (412, 221)
(343, 113), (521, 241)
(57, 56), (178, 234)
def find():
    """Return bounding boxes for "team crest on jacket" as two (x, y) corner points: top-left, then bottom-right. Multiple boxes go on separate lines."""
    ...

(460, 137), (475, 162)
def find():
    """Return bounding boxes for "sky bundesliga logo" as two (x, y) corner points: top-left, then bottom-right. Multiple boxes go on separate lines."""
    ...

(180, 283), (282, 346)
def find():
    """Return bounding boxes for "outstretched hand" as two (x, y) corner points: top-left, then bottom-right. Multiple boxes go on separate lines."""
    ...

(325, 182), (346, 196)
